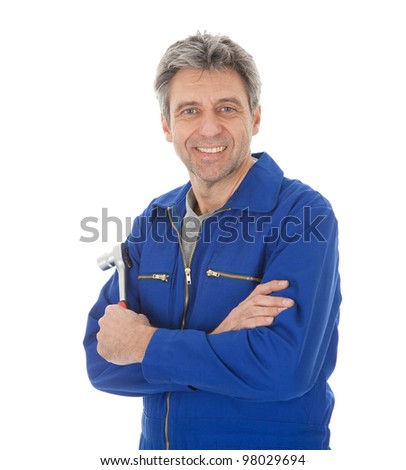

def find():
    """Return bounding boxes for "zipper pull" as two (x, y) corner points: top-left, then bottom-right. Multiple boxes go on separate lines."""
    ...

(185, 267), (192, 285)
(152, 274), (169, 282)
(206, 269), (220, 277)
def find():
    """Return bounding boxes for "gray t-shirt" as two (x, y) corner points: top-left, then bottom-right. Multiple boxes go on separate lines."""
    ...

(181, 189), (215, 267)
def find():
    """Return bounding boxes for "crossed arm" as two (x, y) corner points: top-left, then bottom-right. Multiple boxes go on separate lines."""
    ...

(96, 279), (294, 365)
(86, 204), (339, 401)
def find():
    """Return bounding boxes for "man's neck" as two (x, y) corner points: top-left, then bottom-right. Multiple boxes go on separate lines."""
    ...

(190, 156), (254, 215)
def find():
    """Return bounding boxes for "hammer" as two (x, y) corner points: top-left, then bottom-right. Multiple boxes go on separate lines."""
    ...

(97, 243), (133, 308)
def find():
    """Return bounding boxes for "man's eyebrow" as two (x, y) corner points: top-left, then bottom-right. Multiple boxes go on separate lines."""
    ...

(217, 97), (244, 107)
(174, 101), (200, 113)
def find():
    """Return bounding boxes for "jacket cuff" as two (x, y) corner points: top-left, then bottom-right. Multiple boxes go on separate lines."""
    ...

(141, 328), (208, 386)
(142, 328), (179, 384)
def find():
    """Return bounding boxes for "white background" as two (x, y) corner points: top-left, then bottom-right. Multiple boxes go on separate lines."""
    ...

(1, 1), (405, 468)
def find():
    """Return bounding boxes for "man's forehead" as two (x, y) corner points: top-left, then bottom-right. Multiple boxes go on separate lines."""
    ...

(168, 68), (249, 105)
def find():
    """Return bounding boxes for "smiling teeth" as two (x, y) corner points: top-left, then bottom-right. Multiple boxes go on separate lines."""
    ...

(197, 146), (226, 154)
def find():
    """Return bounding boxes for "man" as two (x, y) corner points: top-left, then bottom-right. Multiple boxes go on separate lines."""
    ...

(84, 33), (341, 450)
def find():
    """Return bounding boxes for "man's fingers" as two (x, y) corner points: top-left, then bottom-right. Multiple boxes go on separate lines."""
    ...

(256, 294), (294, 308)
(211, 280), (295, 335)
(103, 303), (128, 318)
(247, 293), (295, 309)
(251, 280), (289, 296)
(244, 304), (291, 320)
(244, 316), (275, 329)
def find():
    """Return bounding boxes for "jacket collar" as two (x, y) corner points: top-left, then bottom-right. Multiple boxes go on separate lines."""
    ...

(226, 152), (284, 213)
(152, 152), (284, 213)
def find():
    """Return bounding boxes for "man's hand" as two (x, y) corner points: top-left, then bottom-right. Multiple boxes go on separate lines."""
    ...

(211, 280), (294, 334)
(97, 305), (157, 365)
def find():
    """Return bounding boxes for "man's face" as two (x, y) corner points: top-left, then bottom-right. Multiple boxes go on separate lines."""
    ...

(161, 68), (261, 186)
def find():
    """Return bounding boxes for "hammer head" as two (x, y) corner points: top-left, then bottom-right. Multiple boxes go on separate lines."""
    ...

(97, 243), (132, 271)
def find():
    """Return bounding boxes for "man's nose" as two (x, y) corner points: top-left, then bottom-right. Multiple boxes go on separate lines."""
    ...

(198, 112), (223, 137)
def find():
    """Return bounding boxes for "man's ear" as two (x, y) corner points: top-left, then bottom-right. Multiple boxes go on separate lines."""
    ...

(161, 114), (173, 142)
(252, 105), (261, 136)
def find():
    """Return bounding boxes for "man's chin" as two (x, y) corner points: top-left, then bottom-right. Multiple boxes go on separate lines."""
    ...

(189, 166), (235, 186)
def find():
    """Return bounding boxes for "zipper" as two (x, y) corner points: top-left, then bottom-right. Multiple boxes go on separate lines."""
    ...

(138, 274), (170, 282)
(164, 207), (195, 450)
(163, 206), (230, 449)
(168, 208), (194, 329)
(207, 269), (262, 283)
(164, 393), (171, 448)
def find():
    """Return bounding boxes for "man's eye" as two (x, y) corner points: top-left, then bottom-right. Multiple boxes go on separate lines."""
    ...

(182, 108), (197, 115)
(220, 106), (235, 113)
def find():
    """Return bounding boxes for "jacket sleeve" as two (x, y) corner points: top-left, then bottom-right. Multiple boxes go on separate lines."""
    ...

(141, 205), (341, 402)
(83, 206), (192, 397)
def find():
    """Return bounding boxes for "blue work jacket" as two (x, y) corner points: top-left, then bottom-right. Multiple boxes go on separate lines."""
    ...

(83, 152), (341, 450)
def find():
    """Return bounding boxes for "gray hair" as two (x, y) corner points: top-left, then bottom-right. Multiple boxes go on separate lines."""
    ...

(154, 32), (262, 122)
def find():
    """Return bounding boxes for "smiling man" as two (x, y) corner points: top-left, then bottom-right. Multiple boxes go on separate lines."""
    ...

(84, 33), (341, 450)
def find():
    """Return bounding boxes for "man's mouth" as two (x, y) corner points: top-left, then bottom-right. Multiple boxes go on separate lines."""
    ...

(195, 146), (227, 154)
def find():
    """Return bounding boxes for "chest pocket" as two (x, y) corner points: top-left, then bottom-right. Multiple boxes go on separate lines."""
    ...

(187, 266), (264, 332)
(137, 271), (173, 328)
(136, 229), (180, 328)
